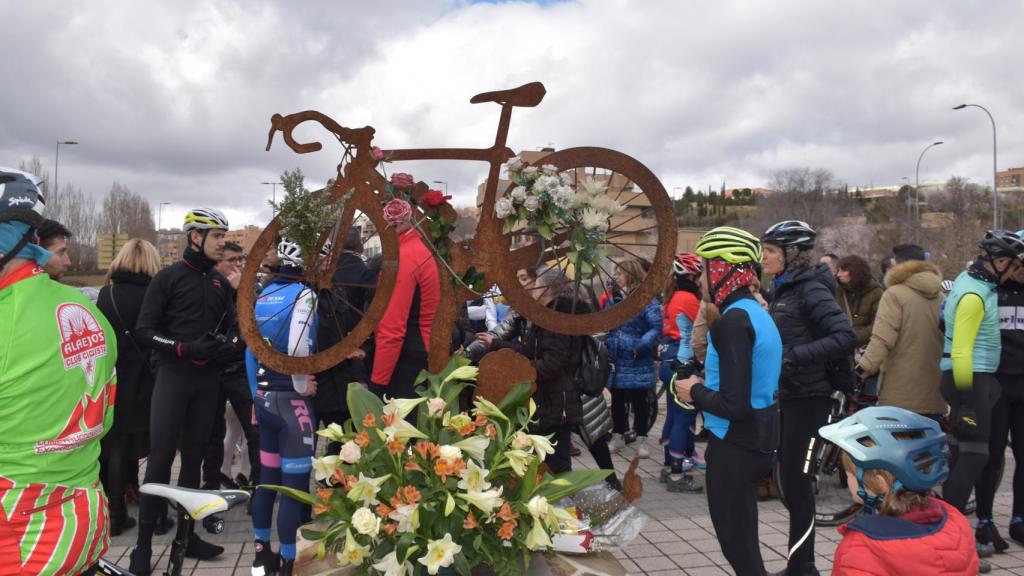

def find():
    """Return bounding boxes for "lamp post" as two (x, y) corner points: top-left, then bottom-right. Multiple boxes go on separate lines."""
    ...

(262, 181), (282, 215)
(53, 140), (78, 197)
(915, 141), (943, 242)
(954, 104), (998, 228)
(432, 180), (448, 195)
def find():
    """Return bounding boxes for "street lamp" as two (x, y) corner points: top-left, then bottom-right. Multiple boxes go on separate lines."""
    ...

(54, 140), (78, 197)
(432, 180), (448, 195)
(915, 141), (943, 242)
(953, 104), (998, 228)
(262, 181), (282, 215)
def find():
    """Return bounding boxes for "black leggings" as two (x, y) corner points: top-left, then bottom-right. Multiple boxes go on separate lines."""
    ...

(976, 377), (1024, 519)
(611, 388), (650, 436)
(202, 372), (260, 488)
(779, 397), (832, 575)
(706, 435), (772, 576)
(136, 361), (220, 550)
(941, 371), (1002, 512)
(100, 432), (138, 523)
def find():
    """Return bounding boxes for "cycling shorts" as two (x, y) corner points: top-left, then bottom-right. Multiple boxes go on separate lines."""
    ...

(254, 389), (316, 474)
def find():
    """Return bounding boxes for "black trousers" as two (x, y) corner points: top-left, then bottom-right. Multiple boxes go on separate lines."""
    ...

(942, 371), (1002, 512)
(976, 375), (1024, 519)
(99, 432), (134, 523)
(202, 372), (260, 488)
(136, 361), (220, 550)
(778, 396), (832, 575)
(546, 426), (573, 474)
(611, 388), (650, 436)
(706, 435), (772, 576)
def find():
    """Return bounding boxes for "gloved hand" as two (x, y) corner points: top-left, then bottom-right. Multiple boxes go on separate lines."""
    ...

(674, 357), (703, 381)
(177, 334), (233, 361)
(950, 390), (983, 441)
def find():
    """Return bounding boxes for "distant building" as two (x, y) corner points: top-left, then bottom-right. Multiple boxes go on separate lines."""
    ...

(997, 167), (1024, 189)
(156, 229), (186, 267)
(225, 225), (262, 254)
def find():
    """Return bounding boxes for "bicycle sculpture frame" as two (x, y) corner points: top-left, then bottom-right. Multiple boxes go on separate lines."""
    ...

(238, 81), (676, 376)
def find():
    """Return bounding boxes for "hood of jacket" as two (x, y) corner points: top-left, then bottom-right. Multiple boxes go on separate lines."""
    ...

(110, 269), (152, 287)
(885, 260), (942, 300)
(778, 262), (837, 294)
(841, 278), (883, 298)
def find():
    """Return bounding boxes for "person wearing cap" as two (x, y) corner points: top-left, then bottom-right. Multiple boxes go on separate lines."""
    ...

(130, 207), (238, 574)
(940, 230), (1024, 554)
(0, 167), (118, 575)
(856, 243), (946, 418)
(369, 198), (440, 401)
(675, 226), (782, 576)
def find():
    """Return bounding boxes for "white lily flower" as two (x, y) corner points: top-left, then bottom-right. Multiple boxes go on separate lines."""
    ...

(453, 435), (490, 463)
(525, 434), (555, 461)
(382, 396), (427, 420)
(316, 422), (345, 442)
(457, 459), (492, 493)
(505, 450), (532, 476)
(552, 506), (580, 532)
(443, 365), (479, 384)
(373, 550), (415, 576)
(336, 529), (371, 567)
(311, 455), (340, 484)
(473, 396), (508, 421)
(346, 473), (391, 506)
(495, 197), (513, 219)
(525, 518), (554, 551)
(527, 495), (550, 519)
(388, 503), (420, 533)
(457, 486), (504, 514)
(418, 533), (462, 575)
(384, 419), (430, 442)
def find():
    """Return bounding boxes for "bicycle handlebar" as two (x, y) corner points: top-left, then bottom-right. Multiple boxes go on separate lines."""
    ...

(266, 111), (376, 154)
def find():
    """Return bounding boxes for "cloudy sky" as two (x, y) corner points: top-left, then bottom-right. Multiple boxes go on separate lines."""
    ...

(3, 0), (1022, 228)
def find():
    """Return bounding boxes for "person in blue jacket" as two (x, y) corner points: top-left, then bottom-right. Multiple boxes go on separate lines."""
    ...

(606, 258), (663, 458)
(245, 240), (318, 576)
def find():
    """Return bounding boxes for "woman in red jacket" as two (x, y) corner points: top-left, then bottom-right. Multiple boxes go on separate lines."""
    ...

(819, 406), (977, 576)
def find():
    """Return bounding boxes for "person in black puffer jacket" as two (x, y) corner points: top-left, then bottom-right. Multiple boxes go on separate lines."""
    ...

(762, 220), (856, 576)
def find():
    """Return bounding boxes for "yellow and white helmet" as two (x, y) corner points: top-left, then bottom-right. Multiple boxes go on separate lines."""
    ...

(183, 207), (228, 232)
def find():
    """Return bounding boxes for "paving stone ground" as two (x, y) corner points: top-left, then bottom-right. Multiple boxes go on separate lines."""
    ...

(105, 407), (1020, 575)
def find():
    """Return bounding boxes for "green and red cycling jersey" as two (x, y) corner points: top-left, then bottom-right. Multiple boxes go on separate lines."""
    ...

(0, 262), (117, 575)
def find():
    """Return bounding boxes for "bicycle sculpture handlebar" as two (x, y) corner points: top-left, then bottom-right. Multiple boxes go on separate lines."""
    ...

(266, 111), (376, 154)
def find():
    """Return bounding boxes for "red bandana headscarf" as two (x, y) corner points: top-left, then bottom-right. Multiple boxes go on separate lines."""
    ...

(706, 258), (757, 307)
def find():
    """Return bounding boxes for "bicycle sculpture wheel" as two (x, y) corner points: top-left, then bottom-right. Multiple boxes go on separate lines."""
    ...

(238, 82), (676, 376)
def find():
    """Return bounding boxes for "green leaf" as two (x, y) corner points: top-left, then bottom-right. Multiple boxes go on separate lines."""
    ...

(260, 483), (321, 506)
(534, 469), (612, 502)
(396, 532), (416, 563)
(299, 527), (327, 541)
(347, 383), (385, 430)
(454, 552), (472, 576)
(536, 222), (553, 240)
(497, 381), (533, 414)
(521, 454), (540, 498)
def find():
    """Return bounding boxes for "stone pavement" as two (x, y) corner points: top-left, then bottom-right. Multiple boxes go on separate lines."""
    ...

(105, 410), (1022, 576)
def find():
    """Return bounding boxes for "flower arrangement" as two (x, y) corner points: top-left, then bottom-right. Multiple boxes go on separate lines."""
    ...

(273, 357), (609, 576)
(496, 158), (624, 279)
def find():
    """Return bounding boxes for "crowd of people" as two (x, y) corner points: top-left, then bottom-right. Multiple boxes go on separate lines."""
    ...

(2, 161), (1022, 576)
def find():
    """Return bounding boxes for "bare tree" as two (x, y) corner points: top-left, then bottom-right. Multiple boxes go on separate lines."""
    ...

(100, 182), (157, 243)
(925, 176), (990, 278)
(17, 157), (49, 198)
(742, 167), (856, 237)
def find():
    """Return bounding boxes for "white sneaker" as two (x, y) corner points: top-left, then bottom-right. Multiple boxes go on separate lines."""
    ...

(637, 436), (650, 458)
(609, 433), (625, 453)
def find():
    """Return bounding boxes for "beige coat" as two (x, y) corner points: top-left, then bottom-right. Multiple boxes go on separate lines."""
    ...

(858, 260), (946, 415)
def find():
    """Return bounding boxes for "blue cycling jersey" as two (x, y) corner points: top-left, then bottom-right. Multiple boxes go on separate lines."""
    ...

(245, 277), (317, 395)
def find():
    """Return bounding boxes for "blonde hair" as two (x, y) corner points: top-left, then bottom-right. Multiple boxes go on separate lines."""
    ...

(107, 239), (161, 283)
(617, 259), (646, 292)
(840, 445), (931, 517)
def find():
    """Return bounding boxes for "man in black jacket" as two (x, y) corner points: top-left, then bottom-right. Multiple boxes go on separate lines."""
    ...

(762, 220), (856, 576)
(130, 207), (237, 575)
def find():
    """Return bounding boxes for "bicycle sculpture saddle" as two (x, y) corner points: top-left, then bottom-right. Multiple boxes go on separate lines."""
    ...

(470, 82), (546, 107)
(140, 483), (250, 520)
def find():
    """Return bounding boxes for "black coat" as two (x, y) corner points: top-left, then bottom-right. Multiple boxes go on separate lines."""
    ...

(523, 297), (585, 433)
(315, 252), (372, 415)
(96, 270), (155, 435)
(769, 263), (856, 400)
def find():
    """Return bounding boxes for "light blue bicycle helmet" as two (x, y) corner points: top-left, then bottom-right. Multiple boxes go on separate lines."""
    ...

(819, 406), (949, 509)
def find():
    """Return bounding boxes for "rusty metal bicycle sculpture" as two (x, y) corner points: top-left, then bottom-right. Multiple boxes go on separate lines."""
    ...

(238, 82), (676, 376)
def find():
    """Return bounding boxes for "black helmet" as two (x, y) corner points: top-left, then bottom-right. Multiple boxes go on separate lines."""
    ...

(0, 167), (46, 228)
(979, 229), (1024, 261)
(762, 220), (816, 251)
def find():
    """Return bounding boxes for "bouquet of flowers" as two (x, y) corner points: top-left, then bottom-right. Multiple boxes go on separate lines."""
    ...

(273, 357), (610, 576)
(494, 157), (624, 279)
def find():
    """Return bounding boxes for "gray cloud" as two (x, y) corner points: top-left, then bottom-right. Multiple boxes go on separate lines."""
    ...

(3, 0), (1021, 228)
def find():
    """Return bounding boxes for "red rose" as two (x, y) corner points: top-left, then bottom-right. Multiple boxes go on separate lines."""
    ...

(391, 172), (414, 188)
(371, 146), (385, 160)
(423, 190), (452, 208)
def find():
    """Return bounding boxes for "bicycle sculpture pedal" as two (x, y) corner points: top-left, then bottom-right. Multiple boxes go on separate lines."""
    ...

(238, 81), (676, 377)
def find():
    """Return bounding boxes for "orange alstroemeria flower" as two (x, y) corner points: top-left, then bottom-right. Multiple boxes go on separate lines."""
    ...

(404, 462), (424, 473)
(457, 422), (476, 436)
(381, 412), (396, 427)
(498, 521), (516, 541)
(383, 522), (397, 535)
(473, 413), (487, 427)
(414, 441), (438, 461)
(387, 437), (406, 455)
(496, 503), (519, 523)
(485, 424), (497, 439)
(332, 468), (349, 489)
(362, 413), (377, 428)
(313, 503), (330, 516)
(402, 486), (422, 505)
(354, 430), (371, 448)
(376, 503), (392, 518)
(316, 488), (332, 503)
(463, 510), (480, 530)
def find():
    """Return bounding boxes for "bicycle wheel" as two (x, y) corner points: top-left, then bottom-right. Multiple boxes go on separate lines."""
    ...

(237, 179), (398, 375)
(773, 440), (863, 527)
(493, 147), (676, 336)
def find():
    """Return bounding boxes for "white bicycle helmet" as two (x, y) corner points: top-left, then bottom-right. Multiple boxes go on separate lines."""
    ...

(0, 167), (46, 227)
(278, 239), (303, 267)
(183, 207), (229, 232)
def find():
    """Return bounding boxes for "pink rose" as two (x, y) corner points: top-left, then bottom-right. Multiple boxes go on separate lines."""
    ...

(371, 146), (385, 160)
(383, 198), (413, 229)
(391, 172), (415, 188)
